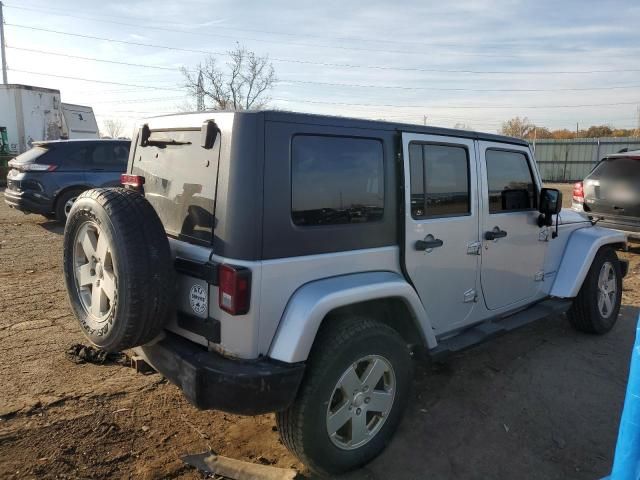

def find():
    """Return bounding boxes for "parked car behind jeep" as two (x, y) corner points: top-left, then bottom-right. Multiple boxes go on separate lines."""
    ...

(4, 139), (130, 222)
(573, 150), (640, 240)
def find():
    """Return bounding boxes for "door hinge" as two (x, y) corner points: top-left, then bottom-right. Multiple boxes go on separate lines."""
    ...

(534, 271), (545, 282)
(467, 241), (481, 255)
(463, 288), (478, 303)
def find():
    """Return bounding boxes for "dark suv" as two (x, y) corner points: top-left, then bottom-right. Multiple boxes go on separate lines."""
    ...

(4, 139), (130, 222)
(573, 150), (640, 240)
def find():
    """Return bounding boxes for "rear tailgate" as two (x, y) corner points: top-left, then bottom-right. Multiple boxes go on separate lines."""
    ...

(129, 126), (221, 345)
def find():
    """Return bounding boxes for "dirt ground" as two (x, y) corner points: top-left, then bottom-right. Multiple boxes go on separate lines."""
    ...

(0, 183), (639, 480)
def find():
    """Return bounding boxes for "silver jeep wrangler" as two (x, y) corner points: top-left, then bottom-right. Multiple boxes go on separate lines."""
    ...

(63, 111), (628, 475)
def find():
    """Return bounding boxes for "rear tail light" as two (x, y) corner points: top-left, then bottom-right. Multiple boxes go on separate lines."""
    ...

(120, 174), (145, 189)
(218, 264), (251, 315)
(572, 181), (584, 203)
(7, 160), (57, 172)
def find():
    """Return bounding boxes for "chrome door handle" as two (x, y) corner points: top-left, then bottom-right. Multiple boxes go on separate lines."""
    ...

(415, 234), (444, 251)
(485, 227), (507, 241)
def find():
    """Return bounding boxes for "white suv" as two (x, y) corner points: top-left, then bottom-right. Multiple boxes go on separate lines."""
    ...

(62, 111), (628, 476)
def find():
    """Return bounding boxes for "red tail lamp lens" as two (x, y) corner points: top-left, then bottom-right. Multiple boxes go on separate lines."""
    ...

(218, 264), (251, 315)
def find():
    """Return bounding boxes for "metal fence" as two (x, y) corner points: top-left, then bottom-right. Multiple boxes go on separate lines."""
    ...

(531, 137), (640, 182)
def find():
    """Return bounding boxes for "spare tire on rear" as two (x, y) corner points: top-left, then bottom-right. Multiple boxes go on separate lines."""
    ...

(63, 188), (173, 352)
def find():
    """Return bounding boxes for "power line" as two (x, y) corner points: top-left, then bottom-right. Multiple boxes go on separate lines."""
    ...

(9, 67), (640, 110)
(7, 2), (633, 60)
(7, 23), (640, 76)
(0, 2), (578, 51)
(10, 45), (640, 93)
(281, 78), (640, 93)
(7, 46), (180, 71)
(272, 97), (640, 110)
(7, 68), (184, 91)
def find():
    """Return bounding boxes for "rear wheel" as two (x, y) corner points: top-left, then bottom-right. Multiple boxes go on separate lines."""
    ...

(568, 247), (622, 334)
(277, 317), (413, 475)
(55, 188), (85, 223)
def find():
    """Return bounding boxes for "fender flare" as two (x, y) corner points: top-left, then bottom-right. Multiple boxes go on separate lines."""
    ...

(550, 226), (626, 298)
(267, 271), (437, 363)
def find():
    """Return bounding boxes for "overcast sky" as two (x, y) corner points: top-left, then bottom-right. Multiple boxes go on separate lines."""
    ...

(2, 0), (639, 136)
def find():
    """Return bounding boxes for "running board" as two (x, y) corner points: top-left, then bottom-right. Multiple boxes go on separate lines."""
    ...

(429, 298), (573, 361)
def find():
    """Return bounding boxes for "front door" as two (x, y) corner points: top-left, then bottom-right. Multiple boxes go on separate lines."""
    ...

(402, 133), (480, 334)
(478, 142), (546, 310)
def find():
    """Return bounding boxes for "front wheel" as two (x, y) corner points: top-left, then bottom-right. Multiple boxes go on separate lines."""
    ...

(277, 317), (413, 476)
(568, 247), (622, 334)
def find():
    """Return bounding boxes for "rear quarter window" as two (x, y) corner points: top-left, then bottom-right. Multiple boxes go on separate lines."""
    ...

(291, 135), (384, 226)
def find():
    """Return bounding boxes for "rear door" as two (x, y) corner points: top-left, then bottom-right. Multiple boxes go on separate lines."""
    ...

(130, 128), (221, 344)
(478, 142), (546, 311)
(584, 156), (640, 221)
(402, 133), (481, 334)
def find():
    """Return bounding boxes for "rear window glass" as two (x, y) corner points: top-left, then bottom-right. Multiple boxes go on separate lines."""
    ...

(591, 157), (640, 181)
(11, 146), (50, 163)
(291, 135), (384, 226)
(131, 130), (218, 245)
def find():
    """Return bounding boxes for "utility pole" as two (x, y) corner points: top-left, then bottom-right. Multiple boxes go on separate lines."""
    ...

(576, 122), (579, 138)
(0, 1), (7, 84)
(423, 115), (427, 126)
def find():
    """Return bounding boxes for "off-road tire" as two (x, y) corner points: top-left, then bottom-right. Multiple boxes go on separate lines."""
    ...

(276, 317), (413, 476)
(63, 188), (173, 352)
(55, 188), (85, 223)
(568, 247), (622, 334)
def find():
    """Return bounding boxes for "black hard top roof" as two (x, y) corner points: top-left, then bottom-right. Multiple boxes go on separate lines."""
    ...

(150, 110), (529, 147)
(261, 110), (529, 146)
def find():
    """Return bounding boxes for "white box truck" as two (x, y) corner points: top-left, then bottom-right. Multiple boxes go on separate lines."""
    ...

(0, 84), (62, 154)
(0, 84), (99, 155)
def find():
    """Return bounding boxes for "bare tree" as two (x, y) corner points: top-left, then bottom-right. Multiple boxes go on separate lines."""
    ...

(500, 116), (535, 139)
(181, 44), (276, 111)
(102, 119), (125, 138)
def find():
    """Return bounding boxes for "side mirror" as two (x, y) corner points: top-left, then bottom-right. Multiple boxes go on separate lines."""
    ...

(539, 188), (562, 215)
(201, 120), (219, 149)
(538, 188), (562, 229)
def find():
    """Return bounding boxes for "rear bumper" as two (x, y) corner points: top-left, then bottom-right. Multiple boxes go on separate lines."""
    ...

(135, 332), (305, 415)
(3, 189), (53, 215)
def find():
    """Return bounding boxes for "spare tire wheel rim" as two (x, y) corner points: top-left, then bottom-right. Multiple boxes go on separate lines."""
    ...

(73, 221), (117, 330)
(597, 261), (617, 319)
(326, 354), (396, 450)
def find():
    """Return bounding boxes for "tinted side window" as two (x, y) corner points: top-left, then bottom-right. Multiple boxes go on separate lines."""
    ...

(486, 149), (536, 213)
(88, 143), (129, 169)
(61, 144), (92, 168)
(292, 135), (384, 226)
(91, 144), (112, 167)
(409, 143), (470, 218)
(112, 144), (130, 168)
